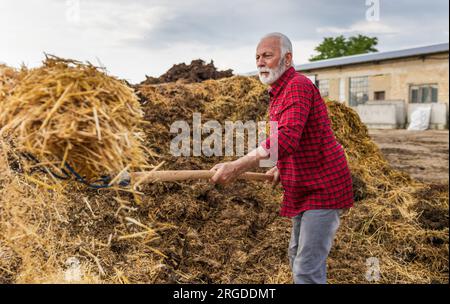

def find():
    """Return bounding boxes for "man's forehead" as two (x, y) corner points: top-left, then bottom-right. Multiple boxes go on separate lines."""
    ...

(256, 37), (280, 53)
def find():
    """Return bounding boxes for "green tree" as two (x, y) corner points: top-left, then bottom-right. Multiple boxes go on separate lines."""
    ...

(310, 35), (378, 61)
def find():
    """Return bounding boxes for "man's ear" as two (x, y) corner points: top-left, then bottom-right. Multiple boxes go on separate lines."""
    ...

(284, 53), (293, 68)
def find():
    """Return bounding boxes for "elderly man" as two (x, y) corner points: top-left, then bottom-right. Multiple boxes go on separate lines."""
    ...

(210, 32), (354, 284)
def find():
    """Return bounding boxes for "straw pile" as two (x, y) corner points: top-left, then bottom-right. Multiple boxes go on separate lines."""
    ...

(324, 100), (448, 283)
(0, 56), (160, 283)
(0, 56), (147, 181)
(0, 64), (21, 103)
(0, 140), (170, 283)
(0, 68), (447, 283)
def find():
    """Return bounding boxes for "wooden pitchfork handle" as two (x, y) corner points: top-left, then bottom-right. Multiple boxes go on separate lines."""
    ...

(130, 170), (273, 184)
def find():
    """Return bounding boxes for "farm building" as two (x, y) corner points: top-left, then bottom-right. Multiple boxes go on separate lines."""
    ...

(297, 43), (449, 129)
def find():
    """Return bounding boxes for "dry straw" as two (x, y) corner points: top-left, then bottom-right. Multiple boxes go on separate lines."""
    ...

(0, 64), (21, 103)
(0, 56), (147, 181)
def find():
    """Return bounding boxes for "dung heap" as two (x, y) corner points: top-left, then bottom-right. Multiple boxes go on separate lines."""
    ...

(140, 59), (233, 85)
(136, 77), (448, 283)
(0, 70), (447, 284)
(0, 56), (147, 182)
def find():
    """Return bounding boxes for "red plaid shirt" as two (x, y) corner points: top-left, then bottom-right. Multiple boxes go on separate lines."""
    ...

(261, 67), (354, 218)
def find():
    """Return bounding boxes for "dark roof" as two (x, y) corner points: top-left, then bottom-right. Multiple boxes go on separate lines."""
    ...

(295, 42), (449, 71)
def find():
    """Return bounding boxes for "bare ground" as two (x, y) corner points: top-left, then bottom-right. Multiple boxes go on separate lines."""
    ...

(369, 129), (449, 184)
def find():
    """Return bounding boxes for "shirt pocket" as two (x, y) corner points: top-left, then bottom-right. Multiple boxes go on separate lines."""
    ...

(270, 104), (282, 121)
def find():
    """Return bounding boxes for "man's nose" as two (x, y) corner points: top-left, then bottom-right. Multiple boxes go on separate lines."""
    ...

(256, 57), (265, 68)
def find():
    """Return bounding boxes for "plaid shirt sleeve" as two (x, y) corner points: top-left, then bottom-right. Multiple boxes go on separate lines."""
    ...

(261, 82), (312, 160)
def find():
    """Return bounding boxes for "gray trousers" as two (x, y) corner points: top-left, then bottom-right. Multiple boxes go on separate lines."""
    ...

(288, 209), (341, 284)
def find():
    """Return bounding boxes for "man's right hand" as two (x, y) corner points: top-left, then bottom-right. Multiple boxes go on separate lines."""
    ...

(265, 166), (280, 188)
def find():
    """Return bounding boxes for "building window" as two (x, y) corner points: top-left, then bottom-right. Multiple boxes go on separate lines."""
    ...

(410, 84), (438, 103)
(374, 91), (385, 100)
(349, 76), (369, 106)
(317, 79), (329, 97)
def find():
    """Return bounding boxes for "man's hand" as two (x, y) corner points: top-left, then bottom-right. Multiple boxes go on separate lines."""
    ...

(210, 161), (244, 185)
(210, 146), (270, 185)
(265, 166), (280, 188)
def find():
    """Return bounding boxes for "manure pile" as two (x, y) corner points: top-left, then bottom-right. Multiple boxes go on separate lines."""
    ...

(140, 59), (233, 85)
(0, 59), (447, 283)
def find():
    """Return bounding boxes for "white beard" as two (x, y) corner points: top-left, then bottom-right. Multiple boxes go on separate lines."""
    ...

(258, 58), (288, 85)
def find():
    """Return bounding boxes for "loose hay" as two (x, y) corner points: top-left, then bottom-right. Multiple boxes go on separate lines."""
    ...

(0, 140), (169, 283)
(0, 64), (22, 104)
(0, 56), (147, 181)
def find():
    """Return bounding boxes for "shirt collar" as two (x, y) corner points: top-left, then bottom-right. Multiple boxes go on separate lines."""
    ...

(268, 67), (296, 98)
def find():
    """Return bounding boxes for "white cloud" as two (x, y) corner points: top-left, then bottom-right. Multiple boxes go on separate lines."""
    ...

(0, 0), (171, 81)
(74, 1), (170, 46)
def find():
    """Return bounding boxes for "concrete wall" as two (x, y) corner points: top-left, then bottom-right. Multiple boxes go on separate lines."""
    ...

(351, 101), (447, 129)
(407, 103), (449, 129)
(354, 104), (398, 129)
(354, 101), (407, 129)
(367, 100), (406, 127)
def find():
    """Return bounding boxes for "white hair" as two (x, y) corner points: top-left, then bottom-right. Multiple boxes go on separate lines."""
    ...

(260, 32), (294, 66)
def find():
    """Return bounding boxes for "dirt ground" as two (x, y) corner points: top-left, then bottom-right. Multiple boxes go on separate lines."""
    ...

(369, 129), (449, 184)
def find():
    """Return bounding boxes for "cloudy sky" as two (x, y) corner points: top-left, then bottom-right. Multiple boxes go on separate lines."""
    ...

(1, 0), (448, 83)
